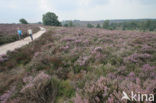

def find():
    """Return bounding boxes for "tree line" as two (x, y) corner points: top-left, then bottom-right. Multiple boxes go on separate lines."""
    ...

(19, 12), (156, 32)
(87, 20), (156, 32)
(19, 12), (61, 26)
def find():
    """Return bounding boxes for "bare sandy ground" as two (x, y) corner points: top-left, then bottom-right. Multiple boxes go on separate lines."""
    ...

(0, 27), (46, 55)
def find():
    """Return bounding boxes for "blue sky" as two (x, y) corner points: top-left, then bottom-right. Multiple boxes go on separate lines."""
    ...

(0, 0), (156, 23)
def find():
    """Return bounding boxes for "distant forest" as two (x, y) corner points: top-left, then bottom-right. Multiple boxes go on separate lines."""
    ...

(62, 19), (156, 31)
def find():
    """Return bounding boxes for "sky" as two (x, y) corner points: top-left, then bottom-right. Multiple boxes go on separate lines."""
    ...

(0, 0), (156, 23)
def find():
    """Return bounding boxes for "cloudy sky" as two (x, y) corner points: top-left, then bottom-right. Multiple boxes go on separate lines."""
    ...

(0, 0), (156, 23)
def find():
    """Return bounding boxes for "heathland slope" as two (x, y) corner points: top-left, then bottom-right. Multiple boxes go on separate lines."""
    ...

(0, 27), (156, 103)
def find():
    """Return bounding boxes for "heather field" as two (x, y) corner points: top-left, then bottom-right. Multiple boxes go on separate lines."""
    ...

(0, 27), (156, 103)
(0, 24), (40, 45)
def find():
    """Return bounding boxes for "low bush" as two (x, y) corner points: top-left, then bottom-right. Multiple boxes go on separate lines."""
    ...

(58, 80), (75, 98)
(0, 27), (156, 103)
(20, 72), (60, 103)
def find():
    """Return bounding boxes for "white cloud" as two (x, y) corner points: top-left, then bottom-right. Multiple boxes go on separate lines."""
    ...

(78, 0), (92, 6)
(70, 0), (156, 20)
(0, 0), (156, 23)
(38, 0), (52, 12)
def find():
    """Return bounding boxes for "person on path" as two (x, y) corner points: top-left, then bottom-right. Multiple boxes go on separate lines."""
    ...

(17, 28), (22, 40)
(28, 29), (33, 40)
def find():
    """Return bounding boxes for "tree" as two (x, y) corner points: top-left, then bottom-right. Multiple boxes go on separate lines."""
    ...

(19, 18), (28, 24)
(149, 21), (155, 31)
(37, 22), (42, 24)
(68, 21), (73, 27)
(96, 24), (101, 28)
(109, 23), (116, 30)
(128, 22), (137, 30)
(42, 12), (61, 26)
(64, 24), (68, 27)
(140, 21), (146, 32)
(103, 20), (110, 29)
(87, 23), (94, 28)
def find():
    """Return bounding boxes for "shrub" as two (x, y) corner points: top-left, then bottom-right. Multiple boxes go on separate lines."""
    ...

(73, 65), (86, 74)
(124, 53), (152, 63)
(95, 63), (116, 77)
(55, 67), (71, 79)
(74, 93), (89, 103)
(74, 76), (156, 103)
(20, 72), (59, 103)
(58, 80), (75, 98)
(96, 24), (101, 28)
(87, 23), (94, 28)
(103, 20), (110, 29)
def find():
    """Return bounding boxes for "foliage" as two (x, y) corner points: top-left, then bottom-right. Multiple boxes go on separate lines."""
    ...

(87, 23), (94, 28)
(42, 12), (61, 26)
(58, 80), (75, 98)
(96, 24), (101, 28)
(63, 21), (74, 27)
(103, 20), (110, 29)
(19, 18), (28, 24)
(64, 23), (69, 27)
(68, 21), (74, 27)
(0, 27), (156, 103)
(85, 20), (156, 31)
(115, 20), (156, 31)
(20, 72), (59, 103)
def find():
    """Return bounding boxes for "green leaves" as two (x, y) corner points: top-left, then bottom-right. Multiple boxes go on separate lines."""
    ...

(42, 12), (61, 26)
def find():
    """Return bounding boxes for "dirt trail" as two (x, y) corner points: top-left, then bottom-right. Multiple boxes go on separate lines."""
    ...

(0, 27), (46, 55)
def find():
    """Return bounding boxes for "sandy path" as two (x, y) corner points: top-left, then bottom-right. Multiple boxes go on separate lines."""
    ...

(0, 27), (46, 55)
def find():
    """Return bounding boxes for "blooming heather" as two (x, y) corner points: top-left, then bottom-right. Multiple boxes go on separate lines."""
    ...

(0, 26), (156, 103)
